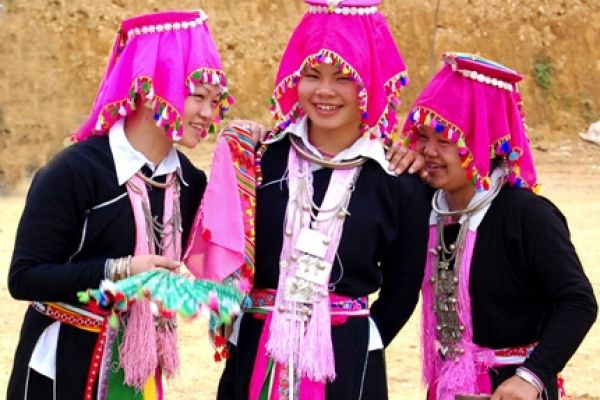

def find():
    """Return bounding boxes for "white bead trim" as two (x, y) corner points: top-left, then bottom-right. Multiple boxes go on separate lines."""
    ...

(126, 10), (208, 42)
(459, 69), (514, 91)
(445, 56), (515, 92)
(308, 5), (378, 15)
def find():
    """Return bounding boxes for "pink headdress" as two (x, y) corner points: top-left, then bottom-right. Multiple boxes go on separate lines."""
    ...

(403, 52), (538, 191)
(269, 0), (408, 143)
(74, 10), (233, 142)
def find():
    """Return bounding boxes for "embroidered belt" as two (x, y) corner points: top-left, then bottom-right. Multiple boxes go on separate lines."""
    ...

(31, 301), (106, 333)
(30, 301), (110, 398)
(244, 288), (369, 317)
(491, 342), (537, 366)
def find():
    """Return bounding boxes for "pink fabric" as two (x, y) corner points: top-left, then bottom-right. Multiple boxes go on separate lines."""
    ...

(249, 291), (365, 400)
(421, 226), (495, 400)
(120, 173), (181, 392)
(156, 368), (164, 400)
(270, 0), (408, 141)
(249, 314), (326, 400)
(183, 136), (245, 281)
(266, 148), (358, 386)
(249, 312), (273, 400)
(75, 10), (231, 141)
(403, 52), (537, 191)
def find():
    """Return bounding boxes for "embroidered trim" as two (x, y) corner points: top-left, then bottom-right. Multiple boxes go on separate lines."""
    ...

(269, 49), (408, 143)
(81, 69), (233, 142)
(405, 106), (533, 191)
(83, 326), (108, 400)
(31, 302), (105, 332)
(124, 10), (208, 43)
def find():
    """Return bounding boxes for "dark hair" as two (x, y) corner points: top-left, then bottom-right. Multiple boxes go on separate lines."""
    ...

(490, 157), (507, 172)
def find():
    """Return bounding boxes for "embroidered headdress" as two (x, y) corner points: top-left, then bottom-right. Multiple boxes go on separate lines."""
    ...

(74, 10), (233, 141)
(268, 0), (408, 143)
(403, 52), (538, 191)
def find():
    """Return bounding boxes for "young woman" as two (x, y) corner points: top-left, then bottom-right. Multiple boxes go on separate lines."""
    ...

(7, 10), (233, 399)
(402, 53), (597, 400)
(215, 1), (431, 399)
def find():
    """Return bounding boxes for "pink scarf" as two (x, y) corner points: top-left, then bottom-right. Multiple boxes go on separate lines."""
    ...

(421, 225), (495, 400)
(118, 172), (181, 396)
(251, 146), (360, 400)
(74, 10), (233, 142)
(269, 0), (408, 143)
(402, 52), (537, 192)
(183, 127), (256, 289)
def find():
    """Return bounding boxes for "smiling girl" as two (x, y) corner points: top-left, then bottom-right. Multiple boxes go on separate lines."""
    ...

(215, 1), (430, 399)
(7, 10), (233, 400)
(403, 53), (597, 400)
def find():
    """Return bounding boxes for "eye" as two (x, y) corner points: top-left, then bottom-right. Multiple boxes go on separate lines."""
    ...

(336, 75), (353, 82)
(211, 98), (220, 108)
(303, 72), (319, 80)
(192, 94), (205, 101)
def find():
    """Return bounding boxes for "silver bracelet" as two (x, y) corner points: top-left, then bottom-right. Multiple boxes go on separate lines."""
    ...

(125, 255), (132, 279)
(104, 259), (112, 279)
(515, 366), (544, 395)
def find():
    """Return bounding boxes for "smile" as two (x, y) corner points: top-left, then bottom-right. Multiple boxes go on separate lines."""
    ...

(427, 162), (446, 171)
(189, 122), (205, 131)
(314, 103), (341, 111)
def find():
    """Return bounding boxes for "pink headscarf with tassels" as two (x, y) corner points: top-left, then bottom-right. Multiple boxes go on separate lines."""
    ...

(402, 52), (538, 191)
(74, 10), (233, 142)
(269, 0), (408, 143)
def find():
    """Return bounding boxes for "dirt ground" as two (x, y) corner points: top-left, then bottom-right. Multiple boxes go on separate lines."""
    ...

(0, 135), (599, 399)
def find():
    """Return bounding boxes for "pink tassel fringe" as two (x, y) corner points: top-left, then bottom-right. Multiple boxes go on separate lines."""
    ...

(156, 322), (180, 378)
(120, 299), (158, 390)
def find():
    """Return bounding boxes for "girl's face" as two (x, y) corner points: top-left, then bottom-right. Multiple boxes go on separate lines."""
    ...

(297, 63), (361, 138)
(179, 83), (221, 148)
(416, 125), (473, 196)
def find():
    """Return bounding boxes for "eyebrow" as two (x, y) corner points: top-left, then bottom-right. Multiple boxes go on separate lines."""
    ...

(194, 84), (221, 97)
(306, 67), (347, 76)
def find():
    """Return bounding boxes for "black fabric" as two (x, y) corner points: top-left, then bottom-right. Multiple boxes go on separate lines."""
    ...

(361, 350), (388, 400)
(217, 316), (388, 400)
(469, 185), (597, 388)
(24, 369), (54, 400)
(7, 136), (206, 400)
(220, 137), (431, 399)
(434, 185), (596, 396)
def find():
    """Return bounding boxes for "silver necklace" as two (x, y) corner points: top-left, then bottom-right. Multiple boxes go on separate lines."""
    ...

(431, 174), (505, 360)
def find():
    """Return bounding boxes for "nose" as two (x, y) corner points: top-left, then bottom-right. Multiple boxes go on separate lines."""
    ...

(421, 139), (438, 157)
(315, 78), (336, 97)
(198, 101), (214, 121)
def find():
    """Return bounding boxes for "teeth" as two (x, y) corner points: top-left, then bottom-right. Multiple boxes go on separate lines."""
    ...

(316, 104), (338, 111)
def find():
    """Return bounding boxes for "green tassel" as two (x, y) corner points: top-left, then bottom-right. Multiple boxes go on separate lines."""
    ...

(77, 290), (90, 304)
(109, 312), (119, 329)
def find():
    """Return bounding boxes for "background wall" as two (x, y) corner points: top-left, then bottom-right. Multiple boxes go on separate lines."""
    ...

(0, 0), (598, 187)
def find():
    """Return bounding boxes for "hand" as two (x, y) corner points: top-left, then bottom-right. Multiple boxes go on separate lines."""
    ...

(226, 119), (267, 144)
(490, 376), (539, 400)
(386, 145), (427, 178)
(130, 255), (180, 276)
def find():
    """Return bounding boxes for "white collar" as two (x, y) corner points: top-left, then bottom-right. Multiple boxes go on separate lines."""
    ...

(286, 116), (393, 175)
(429, 168), (505, 230)
(108, 119), (187, 186)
